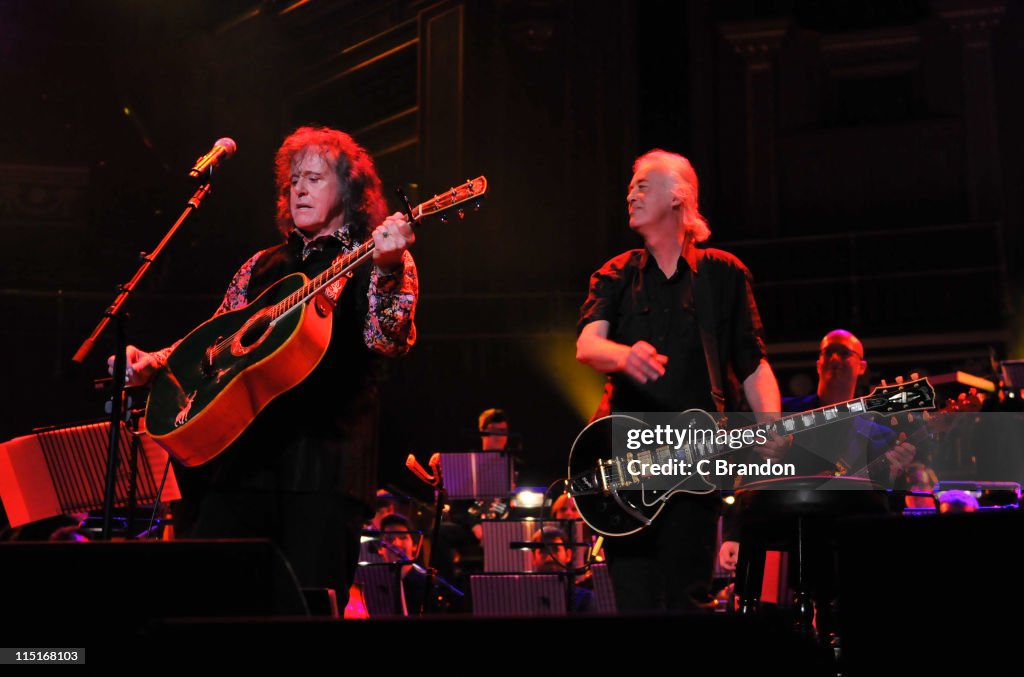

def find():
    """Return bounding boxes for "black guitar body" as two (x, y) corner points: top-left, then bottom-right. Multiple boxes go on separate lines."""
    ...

(567, 411), (720, 537)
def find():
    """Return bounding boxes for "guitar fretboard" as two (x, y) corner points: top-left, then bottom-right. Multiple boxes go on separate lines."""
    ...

(268, 239), (376, 321)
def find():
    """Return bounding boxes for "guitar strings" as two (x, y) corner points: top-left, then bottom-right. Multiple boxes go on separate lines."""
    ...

(207, 240), (374, 359)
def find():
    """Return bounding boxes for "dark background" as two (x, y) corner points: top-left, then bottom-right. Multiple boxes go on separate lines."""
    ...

(1, 0), (1020, 496)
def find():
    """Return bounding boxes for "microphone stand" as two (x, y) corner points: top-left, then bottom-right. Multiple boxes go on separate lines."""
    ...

(71, 180), (214, 541)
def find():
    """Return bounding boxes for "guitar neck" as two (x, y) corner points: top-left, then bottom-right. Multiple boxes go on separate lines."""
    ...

(700, 398), (871, 463)
(270, 240), (377, 320)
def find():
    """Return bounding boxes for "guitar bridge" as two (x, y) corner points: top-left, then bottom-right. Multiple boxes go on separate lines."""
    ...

(598, 459), (610, 494)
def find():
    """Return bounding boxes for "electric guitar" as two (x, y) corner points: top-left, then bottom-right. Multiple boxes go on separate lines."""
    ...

(145, 177), (488, 466)
(566, 377), (936, 537)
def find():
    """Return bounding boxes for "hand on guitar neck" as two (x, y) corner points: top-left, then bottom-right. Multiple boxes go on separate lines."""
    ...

(370, 212), (415, 271)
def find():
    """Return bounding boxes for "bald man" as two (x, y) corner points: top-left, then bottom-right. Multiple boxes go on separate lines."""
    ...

(783, 329), (915, 480)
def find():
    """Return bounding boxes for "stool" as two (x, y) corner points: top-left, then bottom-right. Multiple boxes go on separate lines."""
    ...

(734, 476), (891, 645)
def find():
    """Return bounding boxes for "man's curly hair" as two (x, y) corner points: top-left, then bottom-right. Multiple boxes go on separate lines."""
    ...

(274, 126), (387, 240)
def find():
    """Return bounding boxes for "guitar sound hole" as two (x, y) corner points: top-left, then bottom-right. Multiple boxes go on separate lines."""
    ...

(239, 314), (272, 349)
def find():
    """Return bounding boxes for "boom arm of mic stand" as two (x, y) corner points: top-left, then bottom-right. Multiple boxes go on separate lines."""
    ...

(70, 180), (214, 541)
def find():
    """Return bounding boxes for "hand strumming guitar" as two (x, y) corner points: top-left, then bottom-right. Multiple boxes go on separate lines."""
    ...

(883, 432), (917, 480)
(107, 345), (160, 387)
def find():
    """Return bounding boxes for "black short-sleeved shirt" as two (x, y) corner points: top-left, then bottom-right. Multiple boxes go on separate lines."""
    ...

(577, 247), (767, 413)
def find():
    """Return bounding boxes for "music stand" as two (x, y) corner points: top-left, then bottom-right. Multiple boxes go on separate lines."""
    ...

(481, 520), (535, 572)
(438, 452), (512, 500)
(0, 419), (179, 530)
(354, 563), (405, 616)
(470, 574), (567, 616)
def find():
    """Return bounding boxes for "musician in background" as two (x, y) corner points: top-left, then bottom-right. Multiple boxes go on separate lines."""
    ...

(377, 513), (430, 614)
(429, 408), (513, 588)
(531, 525), (593, 613)
(478, 407), (510, 451)
(576, 149), (785, 611)
(781, 329), (916, 480)
(108, 126), (418, 604)
(723, 329), (915, 630)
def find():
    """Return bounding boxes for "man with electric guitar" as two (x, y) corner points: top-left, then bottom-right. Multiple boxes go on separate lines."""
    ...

(107, 126), (419, 603)
(575, 149), (787, 612)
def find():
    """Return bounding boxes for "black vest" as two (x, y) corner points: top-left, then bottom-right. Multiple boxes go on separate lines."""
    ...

(202, 234), (383, 504)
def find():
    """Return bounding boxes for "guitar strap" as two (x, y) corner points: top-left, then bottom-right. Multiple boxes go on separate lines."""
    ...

(692, 249), (727, 413)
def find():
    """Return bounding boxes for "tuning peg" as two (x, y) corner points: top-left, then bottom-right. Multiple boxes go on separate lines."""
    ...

(907, 413), (915, 423)
(457, 208), (465, 219)
(881, 379), (888, 386)
(895, 375), (905, 384)
(891, 416), (898, 426)
(910, 372), (920, 380)
(923, 411), (933, 421)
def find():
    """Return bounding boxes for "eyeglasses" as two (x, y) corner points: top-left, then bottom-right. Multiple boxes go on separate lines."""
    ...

(821, 345), (862, 360)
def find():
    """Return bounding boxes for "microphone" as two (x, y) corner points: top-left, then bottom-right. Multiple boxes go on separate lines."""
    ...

(188, 137), (237, 179)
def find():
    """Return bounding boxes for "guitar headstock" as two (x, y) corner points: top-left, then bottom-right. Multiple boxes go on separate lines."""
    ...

(412, 176), (488, 222)
(863, 376), (936, 415)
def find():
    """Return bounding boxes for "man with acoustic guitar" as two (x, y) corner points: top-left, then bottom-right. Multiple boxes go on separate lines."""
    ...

(108, 126), (418, 604)
(576, 149), (786, 612)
